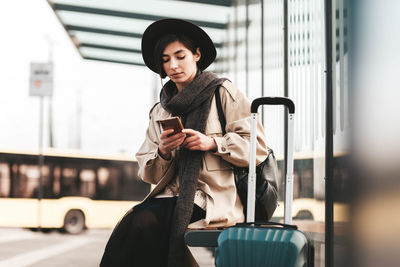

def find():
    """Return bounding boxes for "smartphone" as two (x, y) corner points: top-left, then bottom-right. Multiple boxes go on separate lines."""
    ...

(158, 116), (184, 137)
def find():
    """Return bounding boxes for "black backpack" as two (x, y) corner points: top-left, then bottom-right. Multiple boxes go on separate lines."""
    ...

(214, 89), (279, 221)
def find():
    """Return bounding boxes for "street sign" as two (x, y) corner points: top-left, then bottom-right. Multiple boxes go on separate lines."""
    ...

(29, 63), (53, 97)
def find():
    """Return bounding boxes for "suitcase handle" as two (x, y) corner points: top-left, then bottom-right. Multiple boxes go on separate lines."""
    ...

(248, 96), (295, 224)
(236, 221), (298, 230)
(251, 97), (295, 114)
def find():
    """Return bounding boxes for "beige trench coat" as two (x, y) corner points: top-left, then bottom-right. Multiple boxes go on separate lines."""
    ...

(134, 80), (268, 266)
(135, 80), (268, 228)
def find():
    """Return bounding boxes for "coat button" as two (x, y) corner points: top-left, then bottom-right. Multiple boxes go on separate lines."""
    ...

(221, 147), (226, 152)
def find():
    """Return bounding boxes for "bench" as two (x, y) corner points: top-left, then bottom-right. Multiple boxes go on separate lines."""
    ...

(184, 217), (283, 248)
(184, 228), (225, 247)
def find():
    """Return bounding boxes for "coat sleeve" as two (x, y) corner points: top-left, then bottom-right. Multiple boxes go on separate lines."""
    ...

(212, 81), (268, 167)
(135, 104), (177, 185)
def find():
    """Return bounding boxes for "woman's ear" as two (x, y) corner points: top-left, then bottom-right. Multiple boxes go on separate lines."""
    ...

(194, 48), (201, 62)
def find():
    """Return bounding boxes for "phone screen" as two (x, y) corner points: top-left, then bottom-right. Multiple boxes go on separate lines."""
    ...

(159, 117), (184, 137)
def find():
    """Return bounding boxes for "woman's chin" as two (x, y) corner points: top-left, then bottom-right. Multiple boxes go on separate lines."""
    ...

(170, 77), (188, 85)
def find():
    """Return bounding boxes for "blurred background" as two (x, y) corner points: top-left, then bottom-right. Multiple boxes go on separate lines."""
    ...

(0, 1), (154, 154)
(0, 0), (399, 266)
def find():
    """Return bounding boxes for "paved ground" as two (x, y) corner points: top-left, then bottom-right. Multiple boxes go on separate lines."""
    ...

(0, 227), (215, 267)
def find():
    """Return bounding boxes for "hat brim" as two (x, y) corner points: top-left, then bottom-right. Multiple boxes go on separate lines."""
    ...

(141, 19), (216, 77)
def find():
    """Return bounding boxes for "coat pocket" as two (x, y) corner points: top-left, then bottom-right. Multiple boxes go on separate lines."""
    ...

(204, 152), (233, 171)
(205, 102), (223, 135)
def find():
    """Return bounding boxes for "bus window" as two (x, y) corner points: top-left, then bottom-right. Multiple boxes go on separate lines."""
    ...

(96, 167), (111, 200)
(53, 166), (61, 196)
(98, 167), (109, 185)
(24, 165), (40, 198)
(61, 168), (78, 196)
(80, 169), (96, 198)
(0, 163), (10, 197)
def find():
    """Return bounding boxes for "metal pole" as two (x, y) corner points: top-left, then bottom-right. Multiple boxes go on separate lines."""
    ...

(283, 0), (288, 98)
(245, 0), (249, 97)
(47, 38), (54, 148)
(234, 0), (238, 84)
(38, 96), (44, 230)
(76, 89), (82, 149)
(261, 0), (265, 121)
(283, 0), (289, 198)
(325, 0), (334, 266)
(48, 97), (53, 147)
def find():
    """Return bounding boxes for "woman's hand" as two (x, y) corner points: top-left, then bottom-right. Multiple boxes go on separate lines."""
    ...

(158, 129), (186, 159)
(181, 129), (217, 151)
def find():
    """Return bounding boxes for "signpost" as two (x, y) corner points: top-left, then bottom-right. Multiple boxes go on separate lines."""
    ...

(30, 62), (53, 230)
(29, 63), (53, 97)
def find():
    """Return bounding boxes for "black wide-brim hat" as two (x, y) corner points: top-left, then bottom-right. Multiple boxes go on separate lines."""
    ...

(141, 18), (216, 77)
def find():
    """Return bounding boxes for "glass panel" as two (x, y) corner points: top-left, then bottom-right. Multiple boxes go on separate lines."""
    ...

(57, 10), (153, 33)
(57, 10), (226, 44)
(72, 31), (141, 49)
(225, 0), (247, 93)
(224, 8), (328, 267)
(351, 1), (400, 266)
(291, 1), (326, 266)
(51, 0), (230, 24)
(51, 0), (229, 66)
(262, 0), (327, 266)
(80, 47), (144, 63)
(248, 1), (262, 101)
(263, 0), (284, 158)
(333, 0), (350, 266)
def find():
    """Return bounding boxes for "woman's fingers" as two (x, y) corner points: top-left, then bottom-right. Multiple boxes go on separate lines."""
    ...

(160, 130), (186, 153)
(181, 129), (216, 151)
(182, 134), (199, 146)
(160, 129), (175, 139)
(165, 136), (185, 150)
(169, 134), (186, 147)
(167, 133), (186, 144)
(181, 129), (196, 135)
(184, 139), (201, 150)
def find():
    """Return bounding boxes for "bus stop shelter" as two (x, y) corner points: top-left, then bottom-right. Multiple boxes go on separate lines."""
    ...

(46, 0), (236, 69)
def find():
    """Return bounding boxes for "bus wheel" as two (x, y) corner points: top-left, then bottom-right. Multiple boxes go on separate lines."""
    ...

(63, 210), (85, 234)
(295, 210), (314, 220)
(41, 228), (52, 233)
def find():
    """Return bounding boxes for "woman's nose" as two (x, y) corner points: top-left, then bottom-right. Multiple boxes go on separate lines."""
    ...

(169, 58), (178, 69)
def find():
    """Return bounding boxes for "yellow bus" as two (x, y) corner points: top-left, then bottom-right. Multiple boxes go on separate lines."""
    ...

(272, 151), (350, 223)
(0, 149), (150, 234)
(0, 148), (349, 233)
(273, 198), (349, 222)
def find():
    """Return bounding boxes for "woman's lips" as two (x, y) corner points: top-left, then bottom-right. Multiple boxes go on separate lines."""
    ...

(171, 72), (183, 78)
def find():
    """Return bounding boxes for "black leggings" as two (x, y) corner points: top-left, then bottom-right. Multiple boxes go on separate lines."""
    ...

(100, 197), (205, 267)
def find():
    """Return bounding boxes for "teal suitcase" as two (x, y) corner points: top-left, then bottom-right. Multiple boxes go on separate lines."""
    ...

(215, 97), (314, 267)
(215, 223), (313, 267)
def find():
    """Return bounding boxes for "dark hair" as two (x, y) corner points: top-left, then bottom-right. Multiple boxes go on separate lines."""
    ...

(153, 33), (201, 78)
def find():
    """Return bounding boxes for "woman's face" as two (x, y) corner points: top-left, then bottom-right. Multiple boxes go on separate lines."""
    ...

(162, 41), (201, 91)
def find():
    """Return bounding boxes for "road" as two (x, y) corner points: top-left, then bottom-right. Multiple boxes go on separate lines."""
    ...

(0, 228), (215, 267)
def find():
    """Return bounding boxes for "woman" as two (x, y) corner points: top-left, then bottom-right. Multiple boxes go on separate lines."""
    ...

(100, 19), (269, 267)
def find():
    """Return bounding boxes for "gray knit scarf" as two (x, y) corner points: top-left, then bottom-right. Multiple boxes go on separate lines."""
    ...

(160, 71), (226, 267)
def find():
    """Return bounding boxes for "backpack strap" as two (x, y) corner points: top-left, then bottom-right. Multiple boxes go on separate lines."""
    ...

(215, 87), (226, 136)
